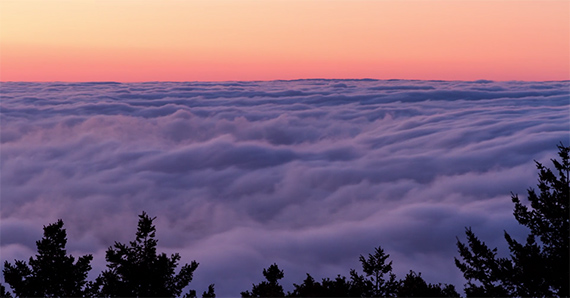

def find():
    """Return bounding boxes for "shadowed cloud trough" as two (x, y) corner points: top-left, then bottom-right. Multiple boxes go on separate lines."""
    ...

(1, 79), (568, 295)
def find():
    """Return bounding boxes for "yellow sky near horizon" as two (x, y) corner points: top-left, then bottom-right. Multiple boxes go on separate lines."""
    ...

(1, 0), (568, 81)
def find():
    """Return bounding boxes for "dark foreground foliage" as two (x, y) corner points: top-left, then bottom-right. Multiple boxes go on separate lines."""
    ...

(2, 144), (568, 297)
(92, 211), (202, 297)
(455, 143), (569, 297)
(243, 250), (458, 298)
(2, 212), (212, 298)
(2, 219), (93, 297)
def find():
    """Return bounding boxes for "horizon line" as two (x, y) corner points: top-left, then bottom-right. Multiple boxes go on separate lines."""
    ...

(3, 78), (570, 84)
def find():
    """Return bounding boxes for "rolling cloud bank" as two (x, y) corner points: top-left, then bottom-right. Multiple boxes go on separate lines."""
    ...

(1, 79), (569, 295)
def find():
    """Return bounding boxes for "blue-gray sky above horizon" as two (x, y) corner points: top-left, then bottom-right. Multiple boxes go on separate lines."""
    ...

(1, 79), (569, 295)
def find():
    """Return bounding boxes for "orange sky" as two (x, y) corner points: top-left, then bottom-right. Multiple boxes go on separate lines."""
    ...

(1, 0), (568, 82)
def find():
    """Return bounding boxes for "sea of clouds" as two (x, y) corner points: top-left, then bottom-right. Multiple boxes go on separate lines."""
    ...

(1, 79), (569, 295)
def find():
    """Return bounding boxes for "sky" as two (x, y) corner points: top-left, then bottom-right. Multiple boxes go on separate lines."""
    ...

(1, 79), (569, 295)
(1, 0), (569, 82)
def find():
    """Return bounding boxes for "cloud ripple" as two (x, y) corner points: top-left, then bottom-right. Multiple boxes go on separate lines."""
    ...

(1, 79), (568, 295)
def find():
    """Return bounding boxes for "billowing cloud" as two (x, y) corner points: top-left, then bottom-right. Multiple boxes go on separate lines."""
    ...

(1, 79), (568, 295)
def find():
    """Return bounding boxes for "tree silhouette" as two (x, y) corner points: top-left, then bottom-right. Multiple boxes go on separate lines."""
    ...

(288, 273), (353, 297)
(346, 269), (374, 297)
(201, 284), (216, 298)
(397, 271), (459, 297)
(322, 275), (352, 297)
(456, 143), (570, 297)
(508, 143), (569, 296)
(184, 284), (216, 298)
(455, 228), (512, 297)
(289, 274), (324, 297)
(241, 263), (285, 297)
(0, 283), (13, 298)
(2, 219), (93, 297)
(358, 246), (399, 297)
(290, 246), (441, 298)
(95, 211), (199, 297)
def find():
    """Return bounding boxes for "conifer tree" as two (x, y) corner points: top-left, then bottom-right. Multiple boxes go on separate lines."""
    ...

(0, 283), (13, 298)
(96, 211), (199, 297)
(184, 284), (216, 298)
(358, 246), (399, 297)
(397, 271), (459, 297)
(456, 143), (570, 297)
(289, 274), (324, 297)
(201, 284), (216, 298)
(241, 263), (285, 297)
(2, 220), (93, 297)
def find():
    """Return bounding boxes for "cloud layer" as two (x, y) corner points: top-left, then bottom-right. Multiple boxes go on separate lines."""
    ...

(1, 79), (568, 295)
